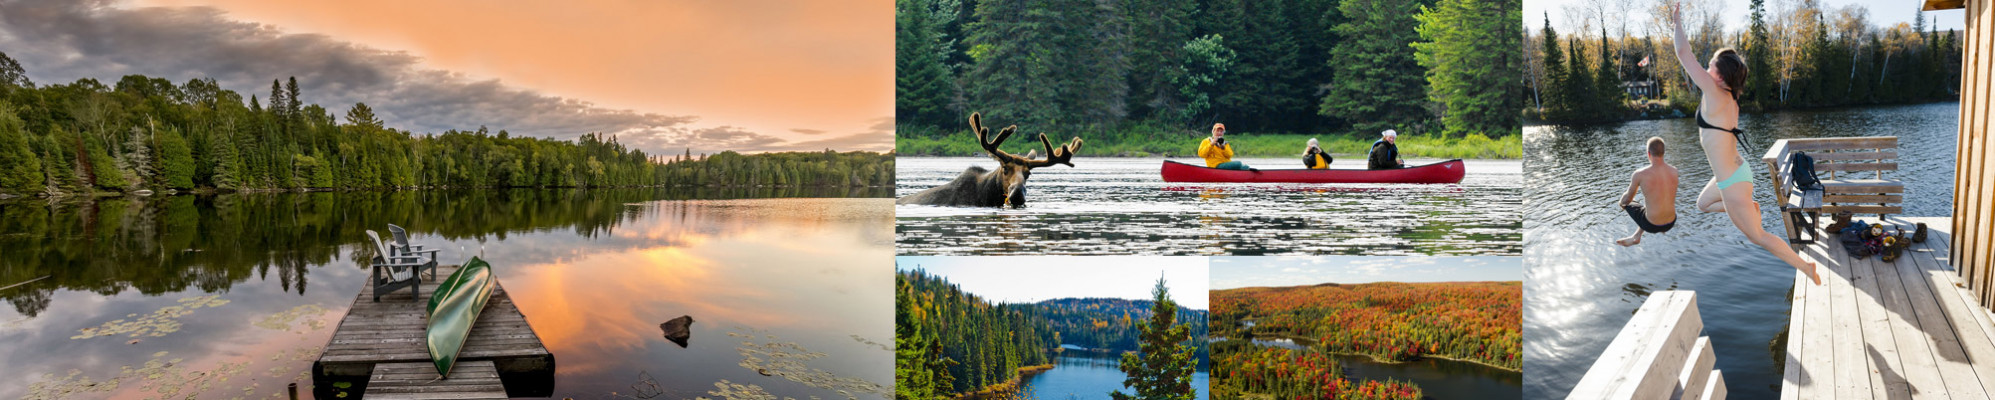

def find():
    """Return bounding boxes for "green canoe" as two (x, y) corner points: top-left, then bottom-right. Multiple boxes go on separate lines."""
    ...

(426, 257), (497, 378)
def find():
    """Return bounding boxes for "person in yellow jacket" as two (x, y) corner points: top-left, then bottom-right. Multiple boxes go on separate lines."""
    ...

(1198, 123), (1254, 170)
(1302, 138), (1332, 169)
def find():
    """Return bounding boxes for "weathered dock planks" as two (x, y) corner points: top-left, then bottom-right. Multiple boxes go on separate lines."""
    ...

(1781, 216), (1995, 399)
(312, 263), (556, 398)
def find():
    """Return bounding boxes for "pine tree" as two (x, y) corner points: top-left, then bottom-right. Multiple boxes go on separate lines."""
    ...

(1122, 0), (1196, 121)
(346, 102), (384, 129)
(1539, 13), (1567, 118)
(158, 127), (194, 190)
(1594, 28), (1624, 119)
(897, 0), (962, 128)
(1413, 0), (1522, 136)
(1110, 276), (1196, 400)
(1744, 0), (1774, 110)
(0, 101), (42, 194)
(1321, 0), (1431, 134)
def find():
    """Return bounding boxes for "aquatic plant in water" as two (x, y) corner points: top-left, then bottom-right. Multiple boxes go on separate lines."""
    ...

(23, 351), (251, 400)
(253, 304), (329, 332)
(729, 330), (888, 400)
(849, 334), (890, 351)
(70, 295), (231, 339)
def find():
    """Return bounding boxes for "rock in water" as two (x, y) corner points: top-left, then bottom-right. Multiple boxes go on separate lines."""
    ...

(660, 315), (694, 348)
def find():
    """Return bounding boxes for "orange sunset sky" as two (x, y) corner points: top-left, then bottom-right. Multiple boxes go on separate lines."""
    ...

(0, 0), (893, 155)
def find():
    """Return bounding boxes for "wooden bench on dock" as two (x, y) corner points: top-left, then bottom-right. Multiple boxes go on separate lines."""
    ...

(1569, 291), (1727, 400)
(313, 263), (556, 398)
(1762, 137), (1903, 244)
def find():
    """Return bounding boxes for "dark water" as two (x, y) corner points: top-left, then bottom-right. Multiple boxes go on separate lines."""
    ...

(1219, 338), (1522, 400)
(897, 157), (1521, 256)
(0, 187), (893, 400)
(1523, 103), (1959, 399)
(1005, 352), (1211, 400)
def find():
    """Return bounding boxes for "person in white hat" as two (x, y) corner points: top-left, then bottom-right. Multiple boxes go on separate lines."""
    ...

(1366, 129), (1404, 170)
(1302, 138), (1331, 169)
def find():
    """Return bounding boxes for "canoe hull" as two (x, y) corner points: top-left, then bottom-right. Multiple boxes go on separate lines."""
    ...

(1159, 159), (1466, 184)
(427, 257), (497, 378)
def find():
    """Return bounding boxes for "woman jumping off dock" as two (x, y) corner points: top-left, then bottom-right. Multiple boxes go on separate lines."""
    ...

(1667, 0), (1819, 284)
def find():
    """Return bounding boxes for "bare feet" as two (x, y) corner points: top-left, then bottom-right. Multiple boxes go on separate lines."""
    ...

(1616, 233), (1642, 247)
(1801, 262), (1821, 285)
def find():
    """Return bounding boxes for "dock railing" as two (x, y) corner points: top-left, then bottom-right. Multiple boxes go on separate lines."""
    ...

(1568, 290), (1727, 400)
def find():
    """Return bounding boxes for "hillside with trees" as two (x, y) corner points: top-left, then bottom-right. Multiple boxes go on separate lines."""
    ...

(1526, 1), (1962, 123)
(896, 270), (1208, 400)
(0, 51), (892, 197)
(1027, 297), (1212, 366)
(896, 269), (1061, 400)
(895, 0), (1522, 157)
(1210, 281), (1521, 370)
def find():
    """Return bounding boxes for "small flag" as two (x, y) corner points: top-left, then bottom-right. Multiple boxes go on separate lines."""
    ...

(1638, 56), (1650, 67)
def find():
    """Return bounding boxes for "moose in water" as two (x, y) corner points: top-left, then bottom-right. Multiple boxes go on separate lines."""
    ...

(897, 113), (1083, 208)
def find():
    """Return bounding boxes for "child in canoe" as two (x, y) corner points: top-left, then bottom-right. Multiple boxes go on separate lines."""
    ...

(1617, 137), (1679, 247)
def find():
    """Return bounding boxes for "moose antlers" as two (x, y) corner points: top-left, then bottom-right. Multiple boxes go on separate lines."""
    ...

(969, 112), (1083, 168)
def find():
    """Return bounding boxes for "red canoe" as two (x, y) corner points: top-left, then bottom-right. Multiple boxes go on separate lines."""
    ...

(1159, 159), (1466, 184)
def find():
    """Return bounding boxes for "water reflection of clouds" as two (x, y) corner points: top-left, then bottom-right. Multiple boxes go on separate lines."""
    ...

(498, 198), (893, 398)
(1, 259), (365, 399)
(1210, 256), (1522, 288)
(1, 197), (893, 400)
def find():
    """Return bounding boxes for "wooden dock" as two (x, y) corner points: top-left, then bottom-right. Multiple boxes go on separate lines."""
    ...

(1780, 216), (1995, 399)
(364, 360), (508, 400)
(312, 263), (556, 398)
(1570, 290), (1727, 400)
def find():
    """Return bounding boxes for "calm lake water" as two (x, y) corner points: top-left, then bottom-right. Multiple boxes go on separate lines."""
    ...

(0, 188), (893, 400)
(897, 157), (1521, 256)
(1223, 338), (1522, 400)
(1523, 102), (1959, 399)
(1005, 352), (1211, 400)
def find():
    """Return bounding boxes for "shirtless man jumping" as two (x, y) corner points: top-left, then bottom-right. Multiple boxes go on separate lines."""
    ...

(1617, 137), (1680, 247)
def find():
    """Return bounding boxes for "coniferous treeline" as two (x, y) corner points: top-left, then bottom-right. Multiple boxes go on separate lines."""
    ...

(1527, 1), (1962, 123)
(1026, 297), (1211, 365)
(1210, 341), (1422, 400)
(896, 269), (1060, 400)
(896, 0), (1522, 145)
(1211, 281), (1521, 370)
(0, 52), (892, 197)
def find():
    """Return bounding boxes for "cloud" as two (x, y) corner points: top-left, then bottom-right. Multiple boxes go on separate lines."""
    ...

(789, 128), (827, 135)
(0, 0), (886, 154)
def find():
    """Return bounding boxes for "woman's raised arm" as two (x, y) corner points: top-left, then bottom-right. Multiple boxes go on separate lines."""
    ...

(1669, 2), (1718, 94)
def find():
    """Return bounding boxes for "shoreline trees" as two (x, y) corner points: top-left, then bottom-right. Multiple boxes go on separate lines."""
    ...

(0, 54), (893, 197)
(895, 0), (1522, 152)
(1527, 1), (1962, 124)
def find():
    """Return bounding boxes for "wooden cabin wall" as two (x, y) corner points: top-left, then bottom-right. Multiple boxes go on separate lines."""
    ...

(1958, 0), (1995, 308)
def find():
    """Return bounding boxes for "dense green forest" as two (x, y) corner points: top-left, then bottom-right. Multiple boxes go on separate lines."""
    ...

(0, 51), (892, 197)
(895, 0), (1522, 157)
(896, 269), (1060, 400)
(1027, 298), (1211, 366)
(896, 270), (1208, 400)
(1211, 281), (1521, 370)
(1210, 341), (1421, 400)
(1528, 2), (1962, 123)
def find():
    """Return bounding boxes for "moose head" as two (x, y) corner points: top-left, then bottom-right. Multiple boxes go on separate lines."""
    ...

(895, 112), (1083, 208)
(970, 113), (1083, 207)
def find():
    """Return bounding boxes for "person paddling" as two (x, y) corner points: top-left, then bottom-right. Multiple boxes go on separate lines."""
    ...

(1302, 138), (1331, 169)
(1367, 130), (1405, 170)
(1616, 137), (1680, 247)
(1200, 123), (1254, 171)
